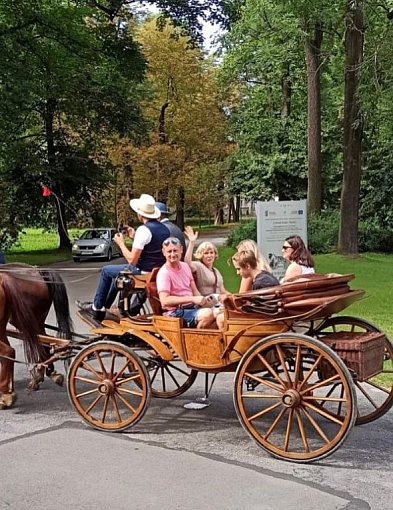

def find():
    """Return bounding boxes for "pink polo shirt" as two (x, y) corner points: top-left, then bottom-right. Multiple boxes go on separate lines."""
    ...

(156, 261), (194, 311)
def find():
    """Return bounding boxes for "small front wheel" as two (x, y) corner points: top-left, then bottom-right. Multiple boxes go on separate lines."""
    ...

(234, 333), (357, 463)
(67, 341), (150, 431)
(106, 248), (112, 261)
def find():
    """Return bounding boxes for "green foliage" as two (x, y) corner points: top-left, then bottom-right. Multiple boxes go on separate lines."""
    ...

(227, 219), (256, 248)
(308, 211), (339, 254)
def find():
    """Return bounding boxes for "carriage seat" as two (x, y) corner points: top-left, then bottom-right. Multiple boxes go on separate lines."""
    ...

(145, 267), (163, 315)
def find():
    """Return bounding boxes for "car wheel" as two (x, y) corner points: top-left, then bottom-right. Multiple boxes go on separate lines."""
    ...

(107, 248), (112, 261)
(73, 257), (80, 262)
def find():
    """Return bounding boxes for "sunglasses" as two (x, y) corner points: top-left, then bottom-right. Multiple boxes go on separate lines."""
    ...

(282, 245), (292, 250)
(163, 238), (180, 246)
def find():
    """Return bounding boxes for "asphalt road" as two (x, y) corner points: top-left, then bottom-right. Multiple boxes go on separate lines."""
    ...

(1, 244), (393, 509)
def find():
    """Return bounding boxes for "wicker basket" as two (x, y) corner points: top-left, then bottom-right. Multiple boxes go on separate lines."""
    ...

(322, 331), (385, 381)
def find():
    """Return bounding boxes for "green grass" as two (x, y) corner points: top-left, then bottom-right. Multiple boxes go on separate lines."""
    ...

(315, 253), (393, 338)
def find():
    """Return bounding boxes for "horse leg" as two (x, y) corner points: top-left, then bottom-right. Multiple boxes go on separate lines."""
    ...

(0, 333), (16, 410)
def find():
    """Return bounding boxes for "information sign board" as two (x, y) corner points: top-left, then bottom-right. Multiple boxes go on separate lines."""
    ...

(256, 200), (308, 280)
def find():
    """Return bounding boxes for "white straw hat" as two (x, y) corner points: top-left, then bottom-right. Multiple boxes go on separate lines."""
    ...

(129, 193), (160, 219)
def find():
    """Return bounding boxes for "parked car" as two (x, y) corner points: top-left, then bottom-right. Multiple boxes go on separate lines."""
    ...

(72, 228), (121, 262)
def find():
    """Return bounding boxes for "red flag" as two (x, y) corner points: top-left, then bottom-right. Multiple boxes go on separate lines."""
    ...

(42, 186), (52, 197)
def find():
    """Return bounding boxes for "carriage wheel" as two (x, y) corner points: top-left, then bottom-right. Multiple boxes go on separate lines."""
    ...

(67, 341), (150, 432)
(136, 348), (197, 398)
(313, 316), (393, 425)
(234, 333), (356, 463)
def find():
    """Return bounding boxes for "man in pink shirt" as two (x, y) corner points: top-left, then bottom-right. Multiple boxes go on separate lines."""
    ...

(156, 237), (216, 329)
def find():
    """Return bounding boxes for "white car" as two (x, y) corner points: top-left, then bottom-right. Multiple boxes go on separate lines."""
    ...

(72, 228), (121, 262)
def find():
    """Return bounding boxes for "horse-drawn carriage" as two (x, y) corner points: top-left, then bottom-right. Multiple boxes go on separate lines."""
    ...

(2, 265), (392, 463)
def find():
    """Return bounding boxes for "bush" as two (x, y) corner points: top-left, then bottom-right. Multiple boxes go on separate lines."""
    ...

(227, 219), (257, 248)
(308, 211), (339, 254)
(227, 210), (393, 255)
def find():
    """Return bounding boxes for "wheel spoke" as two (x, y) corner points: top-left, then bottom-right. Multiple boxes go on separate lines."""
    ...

(257, 353), (286, 388)
(301, 406), (330, 443)
(109, 352), (116, 378)
(263, 407), (287, 440)
(81, 360), (103, 380)
(112, 360), (130, 383)
(101, 395), (109, 423)
(244, 372), (283, 392)
(284, 409), (294, 451)
(85, 394), (103, 414)
(118, 387), (143, 397)
(111, 394), (122, 421)
(355, 381), (379, 409)
(95, 351), (108, 378)
(76, 387), (99, 399)
(242, 393), (282, 399)
(163, 364), (182, 388)
(303, 396), (346, 402)
(302, 401), (344, 426)
(293, 345), (302, 385)
(116, 391), (137, 413)
(74, 376), (100, 385)
(160, 366), (166, 392)
(295, 408), (309, 452)
(249, 401), (282, 422)
(301, 374), (340, 394)
(149, 365), (160, 385)
(115, 374), (141, 386)
(165, 363), (191, 377)
(298, 354), (323, 391)
(276, 344), (291, 386)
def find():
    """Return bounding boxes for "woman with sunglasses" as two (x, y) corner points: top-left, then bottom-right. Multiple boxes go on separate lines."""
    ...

(184, 226), (228, 302)
(281, 235), (315, 282)
(235, 239), (272, 292)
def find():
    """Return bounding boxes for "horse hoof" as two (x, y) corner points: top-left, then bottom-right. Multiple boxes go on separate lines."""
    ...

(50, 372), (64, 387)
(27, 380), (40, 391)
(0, 393), (16, 409)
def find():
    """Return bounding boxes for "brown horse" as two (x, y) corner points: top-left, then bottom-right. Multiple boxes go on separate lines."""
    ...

(0, 263), (73, 409)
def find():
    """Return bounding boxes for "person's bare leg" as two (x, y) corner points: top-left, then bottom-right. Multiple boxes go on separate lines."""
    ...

(196, 309), (215, 329)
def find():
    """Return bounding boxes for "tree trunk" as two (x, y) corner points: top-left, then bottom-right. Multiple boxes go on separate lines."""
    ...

(338, 0), (364, 255)
(44, 98), (70, 249)
(305, 21), (323, 214)
(281, 64), (291, 119)
(233, 195), (241, 222)
(214, 207), (224, 225)
(175, 186), (185, 231)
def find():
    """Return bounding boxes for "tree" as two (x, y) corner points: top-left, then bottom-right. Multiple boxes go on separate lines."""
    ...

(338, 0), (364, 255)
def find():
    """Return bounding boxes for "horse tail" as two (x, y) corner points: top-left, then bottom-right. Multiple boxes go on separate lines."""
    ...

(1, 275), (45, 364)
(39, 269), (73, 340)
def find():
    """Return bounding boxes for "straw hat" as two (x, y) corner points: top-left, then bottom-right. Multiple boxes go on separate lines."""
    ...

(129, 194), (160, 219)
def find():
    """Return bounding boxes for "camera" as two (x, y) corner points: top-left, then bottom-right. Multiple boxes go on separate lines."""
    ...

(118, 224), (130, 235)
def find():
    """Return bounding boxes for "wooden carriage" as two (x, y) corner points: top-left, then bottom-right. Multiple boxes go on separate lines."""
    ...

(60, 271), (393, 463)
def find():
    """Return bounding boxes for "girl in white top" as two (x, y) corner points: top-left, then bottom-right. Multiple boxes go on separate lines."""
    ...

(281, 235), (315, 282)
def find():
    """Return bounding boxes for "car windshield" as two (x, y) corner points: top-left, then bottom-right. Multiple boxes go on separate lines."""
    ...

(80, 230), (110, 240)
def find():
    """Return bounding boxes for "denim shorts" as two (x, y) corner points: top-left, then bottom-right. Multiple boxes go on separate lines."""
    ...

(168, 305), (199, 328)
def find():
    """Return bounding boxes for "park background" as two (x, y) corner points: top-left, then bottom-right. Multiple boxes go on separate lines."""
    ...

(1, 1), (392, 336)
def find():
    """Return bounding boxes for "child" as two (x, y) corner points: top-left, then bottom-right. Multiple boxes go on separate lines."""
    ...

(232, 250), (279, 290)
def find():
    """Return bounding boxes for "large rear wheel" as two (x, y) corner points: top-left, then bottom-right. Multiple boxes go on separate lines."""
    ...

(234, 333), (356, 463)
(67, 341), (150, 431)
(313, 316), (393, 425)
